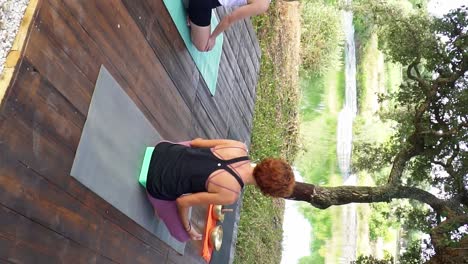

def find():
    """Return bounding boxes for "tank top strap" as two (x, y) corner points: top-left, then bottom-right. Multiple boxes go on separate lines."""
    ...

(221, 156), (249, 188)
(223, 156), (250, 164)
(212, 145), (248, 154)
(222, 165), (244, 189)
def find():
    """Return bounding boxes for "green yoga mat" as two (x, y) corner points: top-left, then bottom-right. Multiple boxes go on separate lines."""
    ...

(163, 0), (223, 95)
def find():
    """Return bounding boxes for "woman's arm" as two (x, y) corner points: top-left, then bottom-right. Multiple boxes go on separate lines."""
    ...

(190, 138), (245, 149)
(205, 0), (269, 50)
(176, 192), (238, 230)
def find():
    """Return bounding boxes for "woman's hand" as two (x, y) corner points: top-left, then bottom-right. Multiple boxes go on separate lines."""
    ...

(185, 222), (202, 240)
(204, 36), (216, 52)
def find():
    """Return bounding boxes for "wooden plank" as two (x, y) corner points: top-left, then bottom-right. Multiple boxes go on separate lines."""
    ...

(2, 110), (175, 262)
(0, 74), (77, 190)
(121, 0), (201, 109)
(221, 55), (253, 144)
(0, 204), (116, 264)
(236, 17), (261, 74)
(0, 1), (260, 263)
(7, 60), (85, 152)
(216, 8), (240, 57)
(191, 96), (220, 139)
(0, 61), (172, 258)
(194, 85), (229, 138)
(53, 0), (193, 140)
(208, 71), (233, 138)
(22, 12), (93, 116)
(230, 39), (257, 101)
(2, 1), (203, 252)
(227, 108), (252, 144)
(220, 60), (252, 144)
(167, 241), (205, 264)
(216, 7), (259, 95)
(219, 50), (254, 122)
(216, 7), (260, 68)
(218, 47), (255, 133)
(32, 0), (190, 141)
(65, 175), (173, 257)
(0, 0), (40, 107)
(220, 32), (255, 114)
(242, 19), (261, 64)
(237, 43), (258, 94)
(0, 145), (168, 263)
(29, 0), (154, 128)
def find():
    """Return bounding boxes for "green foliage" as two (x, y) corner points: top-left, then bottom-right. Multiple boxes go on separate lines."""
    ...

(371, 5), (468, 201)
(393, 202), (435, 232)
(352, 1), (376, 52)
(351, 2), (468, 262)
(406, 0), (428, 9)
(300, 63), (345, 121)
(351, 114), (396, 179)
(354, 253), (394, 264)
(369, 203), (397, 241)
(296, 45), (345, 263)
(384, 62), (403, 93)
(378, 12), (435, 66)
(299, 204), (333, 263)
(300, 1), (344, 74)
(298, 255), (320, 264)
(300, 71), (327, 121)
(352, 0), (434, 65)
(296, 115), (339, 185)
(335, 55), (346, 109)
(399, 238), (424, 264)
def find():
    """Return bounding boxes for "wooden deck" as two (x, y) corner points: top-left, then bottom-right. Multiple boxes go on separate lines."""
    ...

(0, 0), (260, 263)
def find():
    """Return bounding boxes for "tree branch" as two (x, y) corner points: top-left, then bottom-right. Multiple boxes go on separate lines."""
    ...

(386, 71), (444, 187)
(422, 122), (468, 137)
(430, 214), (468, 263)
(435, 55), (468, 85)
(433, 106), (447, 126)
(387, 145), (419, 185)
(407, 58), (429, 88)
(287, 182), (463, 215)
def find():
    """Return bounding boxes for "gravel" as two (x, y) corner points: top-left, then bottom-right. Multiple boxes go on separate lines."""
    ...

(0, 0), (29, 75)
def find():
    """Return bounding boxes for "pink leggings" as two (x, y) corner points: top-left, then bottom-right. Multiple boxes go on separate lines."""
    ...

(146, 192), (190, 242)
(146, 140), (192, 242)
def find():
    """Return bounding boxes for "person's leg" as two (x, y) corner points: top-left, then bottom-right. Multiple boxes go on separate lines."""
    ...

(146, 192), (191, 242)
(188, 0), (212, 51)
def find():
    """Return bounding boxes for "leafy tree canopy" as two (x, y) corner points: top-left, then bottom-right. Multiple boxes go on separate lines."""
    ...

(289, 2), (468, 263)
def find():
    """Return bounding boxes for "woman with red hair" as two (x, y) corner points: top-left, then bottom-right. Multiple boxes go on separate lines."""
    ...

(146, 138), (295, 241)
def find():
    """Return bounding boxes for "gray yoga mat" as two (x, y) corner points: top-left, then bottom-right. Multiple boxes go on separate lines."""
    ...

(70, 66), (186, 254)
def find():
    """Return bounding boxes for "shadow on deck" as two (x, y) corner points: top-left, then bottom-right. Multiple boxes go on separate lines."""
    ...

(0, 0), (260, 263)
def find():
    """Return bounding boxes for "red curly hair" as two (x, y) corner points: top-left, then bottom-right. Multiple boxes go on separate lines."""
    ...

(253, 158), (295, 197)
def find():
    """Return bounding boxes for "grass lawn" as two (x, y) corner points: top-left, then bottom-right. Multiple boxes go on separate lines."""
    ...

(234, 1), (301, 264)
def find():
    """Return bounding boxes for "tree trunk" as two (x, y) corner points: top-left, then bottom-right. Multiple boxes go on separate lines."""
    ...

(287, 182), (458, 214)
(428, 215), (468, 264)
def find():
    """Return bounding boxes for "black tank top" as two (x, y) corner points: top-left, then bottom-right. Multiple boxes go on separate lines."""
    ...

(146, 142), (249, 200)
